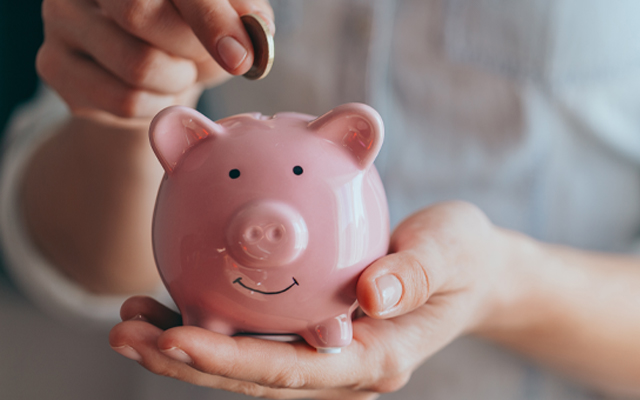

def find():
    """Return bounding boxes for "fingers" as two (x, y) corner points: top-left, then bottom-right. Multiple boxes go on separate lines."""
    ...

(155, 320), (417, 397)
(357, 201), (495, 318)
(36, 39), (177, 117)
(171, 0), (274, 74)
(114, 296), (381, 391)
(96, 0), (212, 63)
(52, 0), (198, 94)
(153, 315), (426, 396)
(109, 320), (268, 395)
(119, 296), (182, 330)
(157, 326), (368, 390)
(39, 0), (200, 118)
(109, 320), (255, 392)
(109, 319), (380, 399)
(110, 301), (456, 397)
(39, 0), (275, 118)
(38, 0), (238, 118)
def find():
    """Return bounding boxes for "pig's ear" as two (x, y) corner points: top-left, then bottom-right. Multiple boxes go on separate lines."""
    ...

(307, 103), (384, 169)
(149, 106), (225, 174)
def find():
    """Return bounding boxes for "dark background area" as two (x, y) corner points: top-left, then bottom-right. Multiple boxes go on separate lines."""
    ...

(0, 0), (43, 282)
(0, 0), (43, 133)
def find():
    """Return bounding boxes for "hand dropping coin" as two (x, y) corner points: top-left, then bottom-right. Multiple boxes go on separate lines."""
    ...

(241, 13), (274, 80)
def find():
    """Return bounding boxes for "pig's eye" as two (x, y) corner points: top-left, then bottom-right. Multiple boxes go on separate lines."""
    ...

(229, 169), (241, 179)
(293, 166), (303, 175)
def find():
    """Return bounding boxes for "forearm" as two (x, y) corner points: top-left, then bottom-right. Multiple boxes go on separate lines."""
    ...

(480, 230), (640, 396)
(21, 114), (164, 294)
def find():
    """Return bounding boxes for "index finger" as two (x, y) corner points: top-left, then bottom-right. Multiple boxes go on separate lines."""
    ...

(156, 325), (377, 390)
(171, 0), (273, 75)
(109, 319), (381, 398)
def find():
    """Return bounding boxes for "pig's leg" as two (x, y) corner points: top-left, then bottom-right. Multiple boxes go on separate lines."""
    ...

(303, 313), (353, 353)
(181, 308), (236, 336)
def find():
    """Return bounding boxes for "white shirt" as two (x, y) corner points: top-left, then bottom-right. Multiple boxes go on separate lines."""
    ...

(2, 0), (639, 398)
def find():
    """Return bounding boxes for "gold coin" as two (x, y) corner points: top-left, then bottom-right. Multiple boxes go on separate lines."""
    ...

(241, 13), (274, 80)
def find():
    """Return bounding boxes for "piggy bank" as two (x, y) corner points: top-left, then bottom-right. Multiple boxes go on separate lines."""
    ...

(150, 103), (389, 353)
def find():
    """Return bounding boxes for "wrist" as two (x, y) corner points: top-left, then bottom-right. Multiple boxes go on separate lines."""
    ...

(471, 228), (551, 338)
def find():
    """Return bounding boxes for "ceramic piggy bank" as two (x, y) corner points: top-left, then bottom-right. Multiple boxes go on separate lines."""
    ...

(150, 103), (389, 353)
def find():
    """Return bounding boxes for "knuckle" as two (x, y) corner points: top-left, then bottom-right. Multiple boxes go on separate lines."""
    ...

(267, 366), (306, 389)
(148, 359), (182, 380)
(118, 0), (152, 32)
(369, 352), (411, 393)
(402, 251), (431, 307)
(35, 44), (66, 88)
(122, 47), (160, 86)
(198, 6), (225, 43)
(439, 200), (492, 233)
(35, 45), (55, 82)
(381, 351), (404, 377)
(371, 349), (412, 388)
(225, 381), (269, 398)
(200, 4), (224, 26)
(370, 373), (411, 394)
(116, 89), (146, 118)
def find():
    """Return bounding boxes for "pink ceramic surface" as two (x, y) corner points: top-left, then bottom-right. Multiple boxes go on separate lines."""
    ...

(150, 103), (390, 353)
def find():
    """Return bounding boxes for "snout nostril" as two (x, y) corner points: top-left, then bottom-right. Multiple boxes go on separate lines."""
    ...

(226, 201), (308, 267)
(265, 225), (286, 243)
(243, 226), (264, 243)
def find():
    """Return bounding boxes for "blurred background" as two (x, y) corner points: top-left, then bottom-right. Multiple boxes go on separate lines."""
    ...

(0, 0), (42, 134)
(0, 1), (42, 283)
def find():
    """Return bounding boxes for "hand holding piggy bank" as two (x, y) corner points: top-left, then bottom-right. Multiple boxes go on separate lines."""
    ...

(150, 103), (389, 353)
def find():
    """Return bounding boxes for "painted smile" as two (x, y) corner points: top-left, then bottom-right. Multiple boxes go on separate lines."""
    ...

(233, 277), (299, 295)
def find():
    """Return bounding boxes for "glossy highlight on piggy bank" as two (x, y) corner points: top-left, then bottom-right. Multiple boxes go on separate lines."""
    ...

(150, 103), (390, 353)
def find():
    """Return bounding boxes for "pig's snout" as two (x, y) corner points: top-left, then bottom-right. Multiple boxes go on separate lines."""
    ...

(226, 201), (308, 268)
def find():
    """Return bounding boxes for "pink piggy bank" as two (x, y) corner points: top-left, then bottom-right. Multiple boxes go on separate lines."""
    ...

(149, 103), (389, 353)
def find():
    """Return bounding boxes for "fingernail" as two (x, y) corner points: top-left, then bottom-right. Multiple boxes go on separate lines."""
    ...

(375, 274), (402, 311)
(111, 345), (142, 362)
(217, 36), (248, 71)
(161, 347), (193, 365)
(129, 314), (149, 322)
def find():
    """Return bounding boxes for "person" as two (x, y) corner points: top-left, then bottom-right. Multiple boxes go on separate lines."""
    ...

(2, 0), (640, 399)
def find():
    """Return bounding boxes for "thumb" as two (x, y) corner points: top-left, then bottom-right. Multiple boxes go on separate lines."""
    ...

(356, 202), (482, 318)
(171, 0), (274, 75)
(357, 250), (438, 318)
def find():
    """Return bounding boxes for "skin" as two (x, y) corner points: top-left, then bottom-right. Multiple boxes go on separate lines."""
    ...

(109, 204), (640, 399)
(28, 0), (274, 293)
(26, 0), (640, 398)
